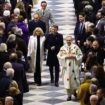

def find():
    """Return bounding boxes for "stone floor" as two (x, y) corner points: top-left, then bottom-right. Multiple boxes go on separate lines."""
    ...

(31, 0), (77, 37)
(23, 62), (80, 105)
(23, 0), (80, 104)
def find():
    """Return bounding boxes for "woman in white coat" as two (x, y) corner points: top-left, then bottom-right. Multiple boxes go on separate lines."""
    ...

(27, 27), (45, 86)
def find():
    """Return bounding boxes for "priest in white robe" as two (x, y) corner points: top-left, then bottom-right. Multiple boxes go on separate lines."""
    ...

(57, 35), (83, 101)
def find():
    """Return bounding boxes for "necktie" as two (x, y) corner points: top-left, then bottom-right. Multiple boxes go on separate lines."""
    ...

(79, 22), (83, 34)
(43, 10), (45, 15)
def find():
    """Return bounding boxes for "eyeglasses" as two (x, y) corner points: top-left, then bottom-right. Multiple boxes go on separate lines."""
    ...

(66, 40), (72, 41)
(90, 100), (97, 101)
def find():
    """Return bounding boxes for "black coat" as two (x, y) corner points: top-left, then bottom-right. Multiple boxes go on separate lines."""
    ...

(7, 21), (17, 33)
(11, 62), (29, 93)
(16, 35), (27, 57)
(0, 76), (11, 98)
(45, 33), (63, 66)
(28, 20), (46, 35)
(0, 52), (9, 71)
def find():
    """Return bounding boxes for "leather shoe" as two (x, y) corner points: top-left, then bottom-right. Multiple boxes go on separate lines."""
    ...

(67, 96), (71, 101)
(55, 82), (59, 87)
(36, 83), (41, 86)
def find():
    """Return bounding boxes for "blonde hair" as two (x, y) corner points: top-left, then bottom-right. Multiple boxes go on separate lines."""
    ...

(102, 1), (105, 6)
(15, 1), (25, 12)
(33, 27), (44, 36)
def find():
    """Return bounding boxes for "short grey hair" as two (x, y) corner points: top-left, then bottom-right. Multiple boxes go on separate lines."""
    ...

(7, 34), (16, 42)
(85, 72), (92, 79)
(14, 8), (20, 14)
(90, 95), (98, 102)
(6, 68), (14, 78)
(0, 43), (7, 52)
(5, 96), (14, 105)
(3, 62), (12, 70)
(85, 5), (93, 11)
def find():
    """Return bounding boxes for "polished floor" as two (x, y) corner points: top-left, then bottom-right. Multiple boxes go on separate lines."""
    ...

(23, 62), (80, 105)
(32, 0), (77, 37)
(23, 0), (79, 105)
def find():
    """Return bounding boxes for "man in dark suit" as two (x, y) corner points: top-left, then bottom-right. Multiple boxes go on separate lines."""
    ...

(45, 25), (63, 87)
(74, 12), (86, 48)
(28, 13), (46, 35)
(9, 53), (29, 105)
(96, 10), (105, 36)
(7, 14), (18, 34)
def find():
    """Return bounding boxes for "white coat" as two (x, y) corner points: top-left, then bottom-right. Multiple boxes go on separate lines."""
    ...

(27, 35), (45, 72)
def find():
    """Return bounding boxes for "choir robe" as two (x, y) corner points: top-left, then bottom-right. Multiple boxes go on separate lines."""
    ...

(27, 35), (45, 72)
(57, 43), (83, 91)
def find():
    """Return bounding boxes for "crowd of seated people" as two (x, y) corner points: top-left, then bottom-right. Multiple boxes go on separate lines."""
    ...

(73, 0), (105, 105)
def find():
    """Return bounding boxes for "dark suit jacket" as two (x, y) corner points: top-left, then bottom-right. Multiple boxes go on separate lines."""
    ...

(45, 33), (63, 66)
(74, 22), (86, 45)
(97, 18), (105, 37)
(0, 52), (9, 71)
(28, 20), (46, 35)
(73, 0), (82, 16)
(16, 35), (27, 57)
(7, 21), (17, 33)
(0, 76), (11, 98)
(11, 62), (29, 93)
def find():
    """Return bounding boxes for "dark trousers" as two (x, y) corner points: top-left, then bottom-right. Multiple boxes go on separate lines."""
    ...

(34, 67), (41, 85)
(15, 93), (23, 105)
(49, 64), (60, 83)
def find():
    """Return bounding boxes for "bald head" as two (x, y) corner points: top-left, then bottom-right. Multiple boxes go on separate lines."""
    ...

(5, 96), (13, 105)
(6, 68), (14, 78)
(33, 13), (40, 22)
(9, 53), (18, 61)
(3, 62), (12, 70)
